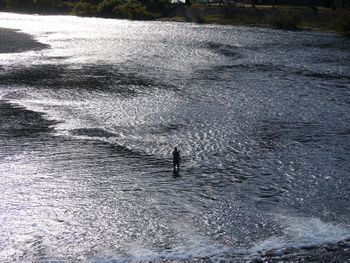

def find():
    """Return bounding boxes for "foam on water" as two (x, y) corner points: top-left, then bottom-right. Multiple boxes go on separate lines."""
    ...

(92, 223), (233, 263)
(1, 12), (350, 262)
(251, 215), (350, 254)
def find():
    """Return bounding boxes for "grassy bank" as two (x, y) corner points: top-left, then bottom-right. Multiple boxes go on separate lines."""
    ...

(0, 1), (349, 36)
(169, 4), (350, 36)
(0, 0), (174, 20)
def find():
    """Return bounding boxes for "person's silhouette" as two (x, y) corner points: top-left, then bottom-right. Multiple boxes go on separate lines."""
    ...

(172, 147), (180, 172)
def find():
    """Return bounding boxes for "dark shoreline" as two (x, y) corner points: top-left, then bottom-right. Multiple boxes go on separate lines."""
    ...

(1, 5), (349, 37)
(0, 27), (49, 53)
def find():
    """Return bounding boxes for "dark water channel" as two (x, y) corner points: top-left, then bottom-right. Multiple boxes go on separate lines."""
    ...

(0, 12), (350, 262)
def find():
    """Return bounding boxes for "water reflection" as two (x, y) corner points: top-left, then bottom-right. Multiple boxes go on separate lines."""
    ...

(0, 12), (350, 262)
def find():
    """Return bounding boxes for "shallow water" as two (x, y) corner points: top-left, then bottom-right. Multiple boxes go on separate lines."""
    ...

(0, 12), (350, 262)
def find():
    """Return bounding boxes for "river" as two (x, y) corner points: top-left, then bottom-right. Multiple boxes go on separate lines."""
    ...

(0, 12), (350, 262)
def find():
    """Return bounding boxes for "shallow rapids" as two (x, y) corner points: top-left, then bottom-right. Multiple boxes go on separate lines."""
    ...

(0, 12), (349, 262)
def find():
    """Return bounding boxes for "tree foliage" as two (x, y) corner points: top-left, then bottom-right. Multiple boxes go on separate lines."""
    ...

(1, 0), (174, 18)
(2, 0), (80, 12)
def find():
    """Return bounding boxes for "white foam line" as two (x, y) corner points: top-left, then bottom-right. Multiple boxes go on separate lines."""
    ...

(250, 215), (350, 254)
(92, 221), (236, 263)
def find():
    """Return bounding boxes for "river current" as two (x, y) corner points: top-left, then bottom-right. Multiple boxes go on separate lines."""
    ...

(0, 12), (349, 262)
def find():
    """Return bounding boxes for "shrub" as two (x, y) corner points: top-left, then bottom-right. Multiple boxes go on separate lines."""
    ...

(142, 0), (173, 15)
(187, 6), (204, 23)
(72, 2), (97, 16)
(335, 10), (350, 36)
(113, 1), (154, 20)
(4, 0), (35, 10)
(266, 10), (303, 30)
(96, 0), (121, 17)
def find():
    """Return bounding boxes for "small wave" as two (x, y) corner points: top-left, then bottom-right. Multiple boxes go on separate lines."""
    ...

(71, 127), (119, 138)
(250, 215), (350, 255)
(91, 224), (234, 263)
(251, 238), (350, 263)
(254, 120), (335, 149)
(205, 41), (242, 59)
(209, 62), (350, 83)
(0, 62), (179, 97)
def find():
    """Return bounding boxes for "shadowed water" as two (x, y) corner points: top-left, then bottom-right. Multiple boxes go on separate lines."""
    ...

(0, 12), (350, 262)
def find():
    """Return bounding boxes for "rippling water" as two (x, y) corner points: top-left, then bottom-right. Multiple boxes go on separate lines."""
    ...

(0, 12), (350, 262)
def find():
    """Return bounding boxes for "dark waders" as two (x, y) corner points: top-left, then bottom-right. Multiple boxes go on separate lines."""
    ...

(173, 148), (180, 173)
(173, 158), (180, 173)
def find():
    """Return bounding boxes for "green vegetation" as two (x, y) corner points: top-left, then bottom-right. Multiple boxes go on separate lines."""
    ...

(0, 0), (174, 19)
(334, 10), (350, 36)
(186, 4), (350, 34)
(1, 0), (349, 35)
(1, 0), (77, 13)
(265, 9), (302, 30)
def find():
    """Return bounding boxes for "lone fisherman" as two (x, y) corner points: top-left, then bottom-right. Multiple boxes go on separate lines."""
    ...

(172, 147), (180, 172)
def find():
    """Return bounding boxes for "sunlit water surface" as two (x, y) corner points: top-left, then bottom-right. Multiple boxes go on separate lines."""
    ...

(0, 12), (350, 262)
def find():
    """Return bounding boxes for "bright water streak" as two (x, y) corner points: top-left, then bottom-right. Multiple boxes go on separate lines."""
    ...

(0, 12), (350, 262)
